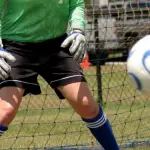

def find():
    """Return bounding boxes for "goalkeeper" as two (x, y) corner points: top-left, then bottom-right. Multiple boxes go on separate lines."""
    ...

(0, 0), (119, 149)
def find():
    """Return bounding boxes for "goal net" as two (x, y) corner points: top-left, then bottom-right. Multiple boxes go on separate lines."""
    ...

(0, 0), (150, 149)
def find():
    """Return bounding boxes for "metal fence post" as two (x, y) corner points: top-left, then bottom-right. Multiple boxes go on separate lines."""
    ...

(94, 12), (103, 105)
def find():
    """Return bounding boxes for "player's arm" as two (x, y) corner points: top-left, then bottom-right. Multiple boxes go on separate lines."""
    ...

(0, 0), (16, 80)
(0, 26), (16, 80)
(0, 24), (2, 47)
(0, 0), (4, 47)
(69, 0), (86, 32)
(61, 0), (87, 63)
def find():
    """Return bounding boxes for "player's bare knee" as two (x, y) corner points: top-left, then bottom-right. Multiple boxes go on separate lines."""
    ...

(0, 98), (17, 125)
(1, 105), (16, 119)
(79, 96), (99, 119)
(0, 87), (24, 126)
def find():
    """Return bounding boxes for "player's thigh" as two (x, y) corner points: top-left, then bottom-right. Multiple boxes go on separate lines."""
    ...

(57, 82), (99, 119)
(0, 87), (24, 126)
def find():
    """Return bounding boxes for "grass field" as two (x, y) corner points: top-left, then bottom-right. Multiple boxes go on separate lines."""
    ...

(0, 64), (150, 150)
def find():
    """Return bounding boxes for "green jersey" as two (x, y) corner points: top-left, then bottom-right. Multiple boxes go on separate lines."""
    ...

(0, 0), (85, 42)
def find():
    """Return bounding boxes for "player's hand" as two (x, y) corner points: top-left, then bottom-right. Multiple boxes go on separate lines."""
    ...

(0, 47), (16, 80)
(61, 29), (87, 63)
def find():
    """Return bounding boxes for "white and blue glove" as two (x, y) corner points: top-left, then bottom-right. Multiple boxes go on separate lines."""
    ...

(0, 41), (16, 80)
(61, 29), (87, 63)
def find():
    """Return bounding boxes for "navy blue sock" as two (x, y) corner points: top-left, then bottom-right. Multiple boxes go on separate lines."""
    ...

(0, 124), (8, 136)
(82, 105), (119, 150)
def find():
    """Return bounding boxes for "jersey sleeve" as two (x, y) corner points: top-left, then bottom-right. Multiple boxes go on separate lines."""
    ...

(0, 1), (3, 40)
(0, 23), (2, 46)
(69, 0), (86, 32)
(0, 0), (6, 45)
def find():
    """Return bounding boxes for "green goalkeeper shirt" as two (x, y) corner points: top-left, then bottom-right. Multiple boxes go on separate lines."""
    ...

(0, 0), (85, 42)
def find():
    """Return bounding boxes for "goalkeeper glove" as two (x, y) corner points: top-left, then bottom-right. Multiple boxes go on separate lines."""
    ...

(61, 29), (87, 63)
(0, 43), (16, 80)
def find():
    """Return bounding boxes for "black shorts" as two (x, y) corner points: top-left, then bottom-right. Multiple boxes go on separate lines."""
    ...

(0, 34), (86, 99)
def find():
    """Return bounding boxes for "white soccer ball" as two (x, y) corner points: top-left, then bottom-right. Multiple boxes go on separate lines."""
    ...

(127, 35), (150, 96)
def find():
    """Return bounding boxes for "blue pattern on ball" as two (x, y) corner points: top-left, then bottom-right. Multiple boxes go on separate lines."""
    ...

(129, 73), (142, 90)
(128, 51), (134, 58)
(142, 50), (150, 73)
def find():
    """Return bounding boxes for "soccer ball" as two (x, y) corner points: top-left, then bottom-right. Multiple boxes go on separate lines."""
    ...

(127, 35), (150, 96)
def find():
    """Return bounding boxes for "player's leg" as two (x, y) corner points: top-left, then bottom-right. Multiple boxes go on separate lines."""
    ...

(37, 35), (119, 150)
(58, 82), (99, 118)
(0, 87), (24, 135)
(42, 62), (119, 150)
(0, 39), (42, 136)
(57, 82), (119, 150)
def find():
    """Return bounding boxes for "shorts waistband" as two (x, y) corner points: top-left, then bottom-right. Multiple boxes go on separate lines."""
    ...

(2, 34), (68, 52)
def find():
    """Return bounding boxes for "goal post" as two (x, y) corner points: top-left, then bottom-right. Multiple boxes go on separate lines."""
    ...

(1, 0), (150, 150)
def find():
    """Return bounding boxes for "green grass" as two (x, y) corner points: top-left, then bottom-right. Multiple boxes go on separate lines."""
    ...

(0, 65), (150, 150)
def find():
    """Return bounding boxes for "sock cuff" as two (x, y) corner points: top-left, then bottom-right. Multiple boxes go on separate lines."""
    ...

(0, 124), (8, 131)
(82, 105), (107, 128)
(0, 124), (8, 136)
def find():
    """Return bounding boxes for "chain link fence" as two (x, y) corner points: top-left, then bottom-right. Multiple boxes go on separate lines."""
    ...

(1, 0), (150, 149)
